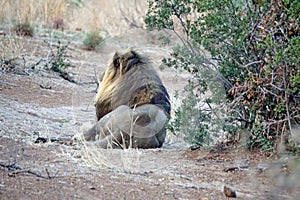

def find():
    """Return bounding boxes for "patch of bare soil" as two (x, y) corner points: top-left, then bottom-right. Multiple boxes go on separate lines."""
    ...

(1, 29), (299, 200)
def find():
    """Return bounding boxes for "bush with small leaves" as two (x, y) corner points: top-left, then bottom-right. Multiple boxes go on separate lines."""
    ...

(145, 0), (300, 151)
(82, 31), (103, 50)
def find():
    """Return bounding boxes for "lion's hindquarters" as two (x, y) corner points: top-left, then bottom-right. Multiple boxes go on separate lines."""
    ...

(85, 104), (168, 148)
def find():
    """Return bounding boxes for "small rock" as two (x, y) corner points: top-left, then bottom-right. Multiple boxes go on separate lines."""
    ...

(224, 185), (237, 198)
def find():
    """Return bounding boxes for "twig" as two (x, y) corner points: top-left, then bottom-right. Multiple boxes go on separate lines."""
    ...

(239, 60), (263, 69)
(34, 137), (75, 145)
(93, 66), (99, 90)
(258, 86), (277, 96)
(283, 65), (295, 145)
(9, 169), (51, 179)
(59, 71), (76, 83)
(0, 163), (49, 179)
(39, 84), (52, 89)
(0, 162), (67, 179)
(224, 165), (249, 172)
(0, 162), (21, 170)
(45, 168), (51, 179)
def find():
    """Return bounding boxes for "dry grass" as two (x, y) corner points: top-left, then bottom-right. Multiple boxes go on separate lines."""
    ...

(74, 121), (142, 173)
(0, 34), (25, 61)
(0, 0), (80, 27)
(0, 0), (103, 31)
(0, 31), (67, 71)
(0, 33), (38, 71)
(76, 133), (142, 173)
(0, 0), (148, 36)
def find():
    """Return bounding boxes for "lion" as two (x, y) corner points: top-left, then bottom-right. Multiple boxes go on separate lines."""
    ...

(83, 49), (171, 149)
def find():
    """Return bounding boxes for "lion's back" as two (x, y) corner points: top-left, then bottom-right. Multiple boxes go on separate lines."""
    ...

(95, 49), (170, 120)
(112, 64), (170, 114)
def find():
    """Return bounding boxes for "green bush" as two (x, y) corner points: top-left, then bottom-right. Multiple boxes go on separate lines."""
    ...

(82, 31), (103, 50)
(145, 0), (300, 151)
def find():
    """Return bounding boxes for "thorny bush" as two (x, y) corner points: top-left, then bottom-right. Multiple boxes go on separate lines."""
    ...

(145, 0), (300, 151)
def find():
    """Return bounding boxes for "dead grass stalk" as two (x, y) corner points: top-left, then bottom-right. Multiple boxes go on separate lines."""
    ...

(76, 111), (142, 173)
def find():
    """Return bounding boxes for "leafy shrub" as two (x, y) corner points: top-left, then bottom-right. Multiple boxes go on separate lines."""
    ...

(145, 0), (300, 151)
(82, 31), (103, 50)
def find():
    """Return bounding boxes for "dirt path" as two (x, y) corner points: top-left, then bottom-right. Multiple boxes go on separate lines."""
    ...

(0, 29), (299, 200)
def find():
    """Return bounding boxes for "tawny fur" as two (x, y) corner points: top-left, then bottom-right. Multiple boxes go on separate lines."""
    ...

(84, 49), (170, 149)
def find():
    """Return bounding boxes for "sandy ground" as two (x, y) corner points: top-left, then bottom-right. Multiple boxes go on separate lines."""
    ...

(0, 17), (300, 200)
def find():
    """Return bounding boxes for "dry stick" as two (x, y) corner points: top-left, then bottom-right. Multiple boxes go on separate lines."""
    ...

(239, 60), (263, 69)
(0, 162), (21, 170)
(224, 165), (249, 172)
(279, 121), (286, 151)
(283, 65), (295, 145)
(93, 66), (99, 90)
(45, 168), (51, 179)
(9, 169), (50, 179)
(0, 162), (53, 179)
(173, 13), (196, 56)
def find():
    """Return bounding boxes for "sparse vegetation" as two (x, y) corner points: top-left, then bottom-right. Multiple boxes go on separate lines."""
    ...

(76, 127), (142, 173)
(82, 31), (103, 50)
(13, 21), (34, 37)
(0, 34), (26, 70)
(0, 0), (83, 29)
(45, 39), (72, 73)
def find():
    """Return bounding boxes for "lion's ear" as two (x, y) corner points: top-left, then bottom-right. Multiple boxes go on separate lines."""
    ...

(120, 51), (139, 73)
(126, 53), (139, 69)
(112, 52), (119, 68)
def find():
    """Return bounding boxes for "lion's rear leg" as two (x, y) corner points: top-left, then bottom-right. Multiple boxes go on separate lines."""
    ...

(84, 105), (131, 148)
(84, 104), (168, 149)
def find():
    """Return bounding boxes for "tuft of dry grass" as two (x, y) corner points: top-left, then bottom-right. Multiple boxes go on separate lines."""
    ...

(76, 132), (142, 173)
(0, 33), (28, 70)
(0, 34), (25, 60)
